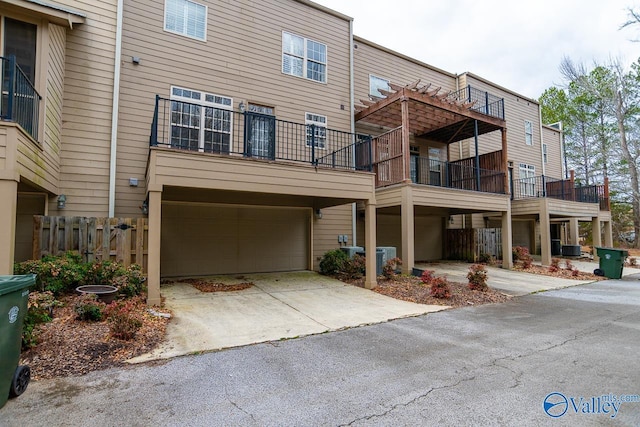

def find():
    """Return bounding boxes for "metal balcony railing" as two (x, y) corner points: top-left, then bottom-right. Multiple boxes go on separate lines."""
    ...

(412, 157), (505, 194)
(150, 96), (372, 171)
(1, 55), (41, 140)
(448, 85), (505, 120)
(511, 175), (610, 210)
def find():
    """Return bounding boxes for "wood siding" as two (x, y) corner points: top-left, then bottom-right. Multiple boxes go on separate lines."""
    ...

(377, 213), (442, 261)
(411, 185), (510, 213)
(55, 0), (118, 216)
(312, 204), (354, 269)
(117, 0), (353, 216)
(542, 125), (563, 179)
(43, 23), (65, 174)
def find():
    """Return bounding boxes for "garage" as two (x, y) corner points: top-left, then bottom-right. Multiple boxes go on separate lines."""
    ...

(161, 203), (310, 277)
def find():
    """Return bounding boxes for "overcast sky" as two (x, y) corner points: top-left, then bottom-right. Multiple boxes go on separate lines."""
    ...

(314, 0), (639, 99)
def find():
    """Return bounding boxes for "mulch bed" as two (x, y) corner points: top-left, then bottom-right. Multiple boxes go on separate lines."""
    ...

(349, 275), (510, 308)
(177, 278), (254, 292)
(20, 295), (170, 380)
(513, 263), (606, 281)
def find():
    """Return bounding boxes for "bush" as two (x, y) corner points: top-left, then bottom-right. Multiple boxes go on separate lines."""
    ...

(104, 300), (142, 340)
(571, 268), (580, 277)
(628, 257), (637, 267)
(429, 276), (451, 299)
(73, 294), (105, 321)
(478, 252), (494, 264)
(382, 257), (402, 279)
(564, 259), (574, 271)
(14, 252), (88, 295)
(512, 246), (533, 269)
(319, 249), (349, 276)
(420, 270), (436, 284)
(23, 291), (60, 349)
(86, 260), (125, 286)
(111, 264), (147, 297)
(549, 258), (561, 273)
(341, 254), (366, 280)
(467, 264), (489, 292)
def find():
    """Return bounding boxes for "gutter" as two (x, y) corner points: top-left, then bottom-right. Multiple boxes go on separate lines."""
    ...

(108, 0), (124, 217)
(349, 18), (357, 245)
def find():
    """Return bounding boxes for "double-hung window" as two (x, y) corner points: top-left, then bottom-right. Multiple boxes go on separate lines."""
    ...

(164, 0), (207, 41)
(519, 163), (536, 197)
(524, 120), (533, 145)
(305, 113), (327, 149)
(282, 32), (327, 83)
(542, 143), (548, 164)
(170, 86), (232, 154)
(369, 75), (390, 98)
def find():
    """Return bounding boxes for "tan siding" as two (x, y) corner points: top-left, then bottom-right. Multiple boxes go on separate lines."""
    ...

(377, 214), (442, 262)
(16, 131), (59, 193)
(15, 193), (46, 262)
(44, 23), (66, 163)
(542, 126), (563, 179)
(412, 185), (510, 212)
(55, 0), (118, 217)
(312, 204), (353, 270)
(116, 0), (353, 216)
(353, 38), (456, 107)
(0, 126), (7, 170)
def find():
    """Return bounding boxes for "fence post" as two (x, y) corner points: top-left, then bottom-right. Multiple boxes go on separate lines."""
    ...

(6, 55), (15, 121)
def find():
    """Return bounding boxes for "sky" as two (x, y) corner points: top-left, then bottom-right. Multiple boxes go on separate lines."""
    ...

(313, 0), (639, 100)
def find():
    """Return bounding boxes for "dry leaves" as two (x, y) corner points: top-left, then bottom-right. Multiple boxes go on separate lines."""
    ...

(177, 278), (254, 292)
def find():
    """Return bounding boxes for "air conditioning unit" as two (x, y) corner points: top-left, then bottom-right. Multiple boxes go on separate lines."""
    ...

(340, 246), (364, 258)
(376, 247), (397, 264)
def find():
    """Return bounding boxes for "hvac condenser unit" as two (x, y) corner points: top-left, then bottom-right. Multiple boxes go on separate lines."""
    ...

(340, 246), (364, 258)
(376, 247), (397, 264)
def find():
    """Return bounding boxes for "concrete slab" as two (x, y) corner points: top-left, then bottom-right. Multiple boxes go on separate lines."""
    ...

(415, 262), (594, 296)
(129, 271), (446, 362)
(533, 258), (640, 277)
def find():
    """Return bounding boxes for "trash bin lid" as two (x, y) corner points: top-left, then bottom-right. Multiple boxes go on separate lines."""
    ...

(0, 275), (36, 296)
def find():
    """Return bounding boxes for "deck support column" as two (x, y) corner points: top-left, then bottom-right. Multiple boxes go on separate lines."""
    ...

(147, 189), (162, 306)
(568, 218), (579, 245)
(401, 185), (414, 274)
(0, 179), (18, 274)
(592, 216), (602, 263)
(474, 120), (481, 191)
(603, 220), (613, 247)
(501, 205), (513, 269)
(401, 93), (411, 183)
(364, 199), (377, 289)
(540, 199), (552, 266)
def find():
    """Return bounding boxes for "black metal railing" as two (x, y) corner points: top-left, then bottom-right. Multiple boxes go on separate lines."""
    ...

(412, 157), (505, 194)
(1, 55), (41, 140)
(511, 175), (608, 209)
(150, 96), (372, 171)
(448, 85), (505, 120)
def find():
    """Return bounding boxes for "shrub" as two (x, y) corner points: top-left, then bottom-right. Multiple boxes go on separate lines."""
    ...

(14, 252), (89, 295)
(382, 257), (403, 279)
(429, 276), (451, 299)
(467, 263), (489, 292)
(549, 258), (561, 273)
(73, 294), (105, 321)
(478, 252), (494, 264)
(512, 246), (533, 269)
(111, 264), (147, 297)
(571, 268), (580, 277)
(420, 270), (436, 284)
(340, 254), (366, 280)
(319, 249), (348, 276)
(104, 300), (142, 340)
(23, 291), (60, 349)
(564, 259), (574, 271)
(629, 257), (637, 267)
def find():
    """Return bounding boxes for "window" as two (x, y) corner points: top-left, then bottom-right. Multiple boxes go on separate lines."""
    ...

(369, 75), (390, 98)
(524, 120), (533, 145)
(170, 86), (232, 153)
(164, 0), (207, 41)
(542, 143), (548, 163)
(305, 113), (327, 148)
(519, 163), (536, 197)
(282, 32), (327, 83)
(4, 18), (37, 84)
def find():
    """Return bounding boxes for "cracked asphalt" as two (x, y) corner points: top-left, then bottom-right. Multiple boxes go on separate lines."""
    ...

(2, 276), (640, 426)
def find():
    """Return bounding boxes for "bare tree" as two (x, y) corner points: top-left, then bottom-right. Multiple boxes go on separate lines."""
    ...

(621, 7), (640, 40)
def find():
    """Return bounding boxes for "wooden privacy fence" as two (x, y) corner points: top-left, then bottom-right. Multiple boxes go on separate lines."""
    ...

(444, 228), (502, 262)
(32, 216), (149, 271)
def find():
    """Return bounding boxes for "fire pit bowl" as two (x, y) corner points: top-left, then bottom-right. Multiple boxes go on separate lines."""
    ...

(75, 285), (118, 304)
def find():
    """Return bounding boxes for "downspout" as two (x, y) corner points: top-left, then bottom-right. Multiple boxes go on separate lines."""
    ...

(349, 18), (357, 246)
(108, 0), (124, 217)
(538, 104), (546, 177)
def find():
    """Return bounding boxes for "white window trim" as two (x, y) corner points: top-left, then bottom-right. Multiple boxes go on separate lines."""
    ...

(282, 31), (327, 84)
(170, 86), (233, 152)
(369, 74), (390, 98)
(542, 143), (548, 164)
(524, 120), (533, 146)
(305, 112), (327, 149)
(519, 163), (536, 196)
(164, 0), (208, 42)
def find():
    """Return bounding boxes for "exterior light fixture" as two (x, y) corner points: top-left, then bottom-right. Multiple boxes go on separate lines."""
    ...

(57, 194), (66, 209)
(141, 200), (149, 215)
(239, 101), (246, 112)
(315, 208), (322, 220)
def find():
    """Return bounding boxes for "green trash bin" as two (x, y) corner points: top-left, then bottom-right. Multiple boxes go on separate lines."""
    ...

(594, 247), (629, 279)
(0, 274), (35, 409)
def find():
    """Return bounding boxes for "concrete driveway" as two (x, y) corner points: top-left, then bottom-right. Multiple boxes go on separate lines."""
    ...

(130, 271), (446, 362)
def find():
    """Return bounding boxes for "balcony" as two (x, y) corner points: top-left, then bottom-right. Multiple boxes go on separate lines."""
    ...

(150, 96), (372, 172)
(512, 175), (610, 211)
(1, 56), (41, 141)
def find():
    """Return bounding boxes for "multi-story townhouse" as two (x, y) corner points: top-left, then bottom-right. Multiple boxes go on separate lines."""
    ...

(0, 0), (612, 306)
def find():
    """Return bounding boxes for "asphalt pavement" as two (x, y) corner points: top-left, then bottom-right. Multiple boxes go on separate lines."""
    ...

(2, 275), (640, 426)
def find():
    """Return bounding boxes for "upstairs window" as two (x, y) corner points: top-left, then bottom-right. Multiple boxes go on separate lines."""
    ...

(542, 143), (548, 163)
(305, 112), (327, 148)
(164, 0), (207, 41)
(282, 32), (327, 83)
(524, 120), (533, 145)
(369, 75), (390, 98)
